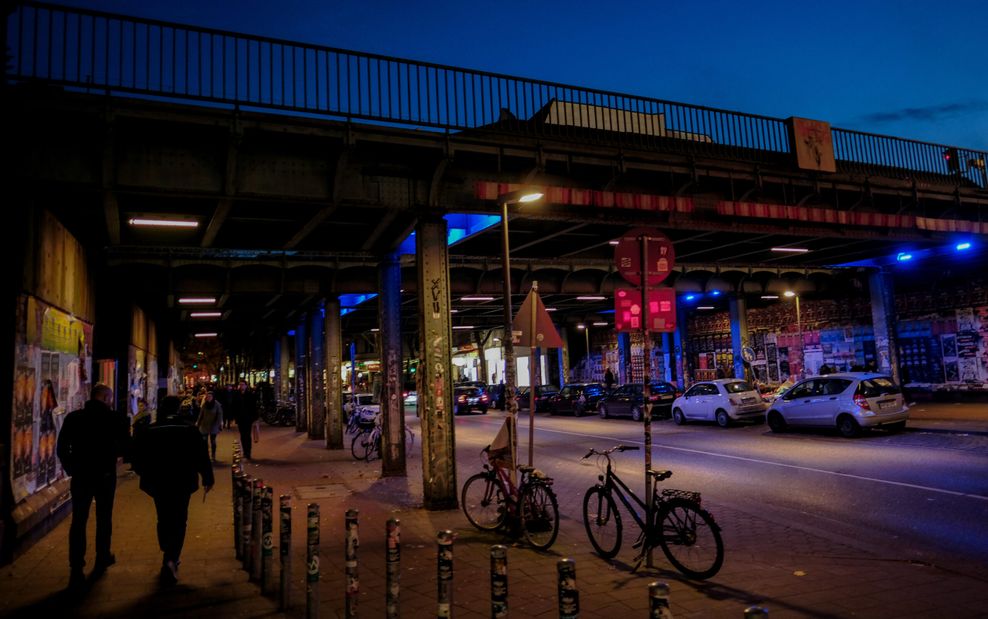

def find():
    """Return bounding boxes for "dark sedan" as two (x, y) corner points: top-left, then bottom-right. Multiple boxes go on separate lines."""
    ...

(453, 386), (489, 415)
(548, 383), (606, 417)
(598, 382), (678, 421)
(517, 385), (559, 412)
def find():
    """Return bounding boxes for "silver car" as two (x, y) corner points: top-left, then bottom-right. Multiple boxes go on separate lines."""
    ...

(671, 379), (767, 427)
(766, 372), (909, 437)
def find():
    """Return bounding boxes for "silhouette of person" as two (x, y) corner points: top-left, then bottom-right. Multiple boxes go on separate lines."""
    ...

(56, 384), (130, 589)
(132, 395), (215, 584)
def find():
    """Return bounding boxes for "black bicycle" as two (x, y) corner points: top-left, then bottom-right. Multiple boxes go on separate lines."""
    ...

(581, 445), (724, 579)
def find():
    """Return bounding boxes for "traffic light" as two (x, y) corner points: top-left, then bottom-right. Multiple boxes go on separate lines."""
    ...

(943, 148), (960, 173)
(192, 363), (199, 369)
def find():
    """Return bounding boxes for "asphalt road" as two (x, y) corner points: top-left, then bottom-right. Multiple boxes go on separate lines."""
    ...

(448, 408), (988, 578)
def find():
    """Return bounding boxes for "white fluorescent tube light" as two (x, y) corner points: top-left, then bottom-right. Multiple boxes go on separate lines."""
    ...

(128, 218), (199, 228)
(178, 297), (217, 304)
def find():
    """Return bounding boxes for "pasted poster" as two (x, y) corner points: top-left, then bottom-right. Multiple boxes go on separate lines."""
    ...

(10, 295), (92, 502)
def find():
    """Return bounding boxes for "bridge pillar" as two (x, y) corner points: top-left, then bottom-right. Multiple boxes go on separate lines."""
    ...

(308, 304), (326, 440)
(294, 314), (308, 433)
(378, 251), (406, 476)
(729, 295), (750, 381)
(324, 298), (344, 449)
(869, 270), (902, 384)
(415, 215), (457, 509)
(674, 302), (689, 389)
(618, 332), (631, 384)
(277, 335), (290, 401)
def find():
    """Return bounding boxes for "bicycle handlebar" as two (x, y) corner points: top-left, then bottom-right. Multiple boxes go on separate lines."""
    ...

(582, 444), (640, 459)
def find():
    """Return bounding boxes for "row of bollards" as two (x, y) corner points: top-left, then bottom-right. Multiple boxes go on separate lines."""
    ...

(231, 442), (769, 617)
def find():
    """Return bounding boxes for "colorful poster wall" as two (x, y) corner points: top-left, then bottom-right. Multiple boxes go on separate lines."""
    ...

(11, 295), (92, 502)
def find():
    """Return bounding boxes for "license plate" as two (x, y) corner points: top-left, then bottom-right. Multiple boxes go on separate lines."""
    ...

(879, 401), (897, 410)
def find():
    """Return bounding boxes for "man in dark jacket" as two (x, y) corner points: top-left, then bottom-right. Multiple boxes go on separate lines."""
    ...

(56, 384), (130, 588)
(132, 395), (214, 584)
(230, 381), (258, 459)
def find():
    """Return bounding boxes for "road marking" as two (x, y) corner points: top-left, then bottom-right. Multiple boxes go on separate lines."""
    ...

(508, 423), (988, 502)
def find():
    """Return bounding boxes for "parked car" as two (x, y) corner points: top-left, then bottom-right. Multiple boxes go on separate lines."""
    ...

(598, 382), (678, 421)
(548, 383), (606, 417)
(517, 385), (559, 411)
(671, 379), (767, 427)
(766, 373), (909, 437)
(344, 393), (379, 421)
(453, 386), (489, 415)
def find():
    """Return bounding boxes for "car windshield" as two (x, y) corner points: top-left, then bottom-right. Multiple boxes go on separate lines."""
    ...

(856, 377), (900, 397)
(356, 395), (375, 405)
(723, 381), (755, 393)
(456, 387), (481, 396)
(650, 383), (675, 394)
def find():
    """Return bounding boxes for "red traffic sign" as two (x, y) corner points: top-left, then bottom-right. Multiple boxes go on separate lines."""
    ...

(614, 227), (675, 286)
(615, 287), (677, 333)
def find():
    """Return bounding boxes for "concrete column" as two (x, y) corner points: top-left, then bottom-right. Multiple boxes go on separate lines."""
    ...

(324, 298), (344, 449)
(558, 327), (570, 387)
(278, 335), (290, 401)
(378, 252), (406, 477)
(415, 216), (457, 509)
(294, 315), (308, 432)
(674, 302), (689, 389)
(729, 295), (749, 381)
(618, 332), (631, 384)
(272, 337), (282, 401)
(869, 269), (901, 383)
(308, 304), (326, 439)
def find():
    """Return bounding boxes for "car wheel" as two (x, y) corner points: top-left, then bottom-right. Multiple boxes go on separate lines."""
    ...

(715, 409), (730, 428)
(673, 408), (686, 425)
(631, 405), (643, 422)
(837, 414), (861, 438)
(767, 411), (787, 433)
(599, 403), (608, 419)
(574, 404), (584, 418)
(481, 406), (488, 415)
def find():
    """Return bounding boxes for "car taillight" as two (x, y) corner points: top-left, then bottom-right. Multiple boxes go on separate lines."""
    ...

(853, 394), (870, 410)
(458, 395), (466, 403)
(403, 391), (409, 398)
(480, 395), (488, 402)
(729, 397), (741, 406)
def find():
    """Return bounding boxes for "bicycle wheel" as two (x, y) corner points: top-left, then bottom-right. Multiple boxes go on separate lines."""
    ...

(657, 498), (724, 580)
(350, 430), (372, 460)
(519, 482), (559, 550)
(582, 487), (622, 558)
(461, 473), (506, 531)
(365, 432), (382, 462)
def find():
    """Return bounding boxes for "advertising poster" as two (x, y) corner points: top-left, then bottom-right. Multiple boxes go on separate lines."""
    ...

(10, 295), (92, 502)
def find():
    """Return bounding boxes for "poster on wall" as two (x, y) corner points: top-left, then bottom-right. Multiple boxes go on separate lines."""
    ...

(10, 295), (92, 502)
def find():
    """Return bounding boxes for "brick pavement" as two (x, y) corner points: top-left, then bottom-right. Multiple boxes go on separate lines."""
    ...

(2, 407), (987, 618)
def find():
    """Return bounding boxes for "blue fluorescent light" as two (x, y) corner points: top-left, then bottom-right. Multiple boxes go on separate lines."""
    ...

(711, 290), (721, 296)
(685, 294), (696, 301)
(398, 214), (502, 255)
(287, 330), (296, 336)
(956, 242), (972, 251)
(896, 252), (913, 262)
(338, 293), (378, 316)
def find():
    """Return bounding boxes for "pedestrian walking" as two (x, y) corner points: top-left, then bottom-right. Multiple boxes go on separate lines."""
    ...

(56, 384), (130, 589)
(132, 395), (215, 585)
(230, 381), (258, 460)
(195, 390), (224, 461)
(604, 368), (616, 391)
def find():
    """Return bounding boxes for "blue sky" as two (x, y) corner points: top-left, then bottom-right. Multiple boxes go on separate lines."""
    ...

(55, 0), (988, 149)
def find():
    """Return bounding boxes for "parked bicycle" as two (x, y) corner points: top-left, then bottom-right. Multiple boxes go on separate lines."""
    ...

(350, 413), (415, 461)
(261, 400), (295, 427)
(581, 445), (724, 579)
(461, 445), (559, 550)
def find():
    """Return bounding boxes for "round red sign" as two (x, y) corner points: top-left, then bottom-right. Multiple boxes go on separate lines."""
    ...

(614, 227), (675, 286)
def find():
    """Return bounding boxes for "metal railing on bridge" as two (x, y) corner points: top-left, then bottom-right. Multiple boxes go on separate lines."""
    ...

(5, 1), (986, 188)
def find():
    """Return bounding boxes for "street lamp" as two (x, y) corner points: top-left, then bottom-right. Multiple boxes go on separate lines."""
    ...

(498, 189), (544, 470)
(577, 323), (590, 380)
(784, 291), (803, 379)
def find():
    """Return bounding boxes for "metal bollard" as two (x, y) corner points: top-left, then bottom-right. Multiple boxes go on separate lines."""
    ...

(490, 545), (508, 619)
(241, 475), (254, 571)
(280, 495), (292, 610)
(386, 518), (400, 619)
(251, 478), (264, 582)
(306, 503), (320, 619)
(744, 607), (769, 618)
(436, 530), (455, 619)
(557, 559), (579, 619)
(345, 509), (359, 618)
(261, 486), (275, 595)
(649, 582), (673, 619)
(233, 471), (244, 560)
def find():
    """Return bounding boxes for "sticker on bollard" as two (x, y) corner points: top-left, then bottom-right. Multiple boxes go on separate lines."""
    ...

(491, 545), (508, 619)
(436, 530), (455, 619)
(557, 559), (579, 619)
(345, 508), (359, 619)
(649, 581), (673, 619)
(386, 518), (400, 619)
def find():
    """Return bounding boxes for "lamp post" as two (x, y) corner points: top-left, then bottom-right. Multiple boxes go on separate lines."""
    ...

(784, 291), (803, 378)
(498, 189), (544, 473)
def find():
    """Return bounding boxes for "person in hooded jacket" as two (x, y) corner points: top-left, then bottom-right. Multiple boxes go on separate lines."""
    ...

(195, 390), (223, 461)
(132, 395), (214, 584)
(56, 384), (130, 589)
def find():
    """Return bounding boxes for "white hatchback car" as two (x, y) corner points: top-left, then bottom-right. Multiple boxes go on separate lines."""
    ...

(671, 379), (767, 427)
(766, 373), (909, 437)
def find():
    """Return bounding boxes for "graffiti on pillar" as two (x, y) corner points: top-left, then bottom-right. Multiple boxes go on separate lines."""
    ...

(430, 278), (442, 318)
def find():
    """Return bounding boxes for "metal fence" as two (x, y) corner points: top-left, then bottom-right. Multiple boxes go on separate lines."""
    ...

(5, 1), (986, 188)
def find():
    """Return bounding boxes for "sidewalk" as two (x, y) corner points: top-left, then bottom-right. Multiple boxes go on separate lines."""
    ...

(904, 401), (988, 435)
(2, 412), (987, 618)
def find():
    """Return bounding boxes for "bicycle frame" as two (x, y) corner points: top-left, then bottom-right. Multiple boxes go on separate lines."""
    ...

(597, 460), (650, 532)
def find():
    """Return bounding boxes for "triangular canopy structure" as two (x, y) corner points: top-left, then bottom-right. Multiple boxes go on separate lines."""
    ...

(512, 287), (564, 348)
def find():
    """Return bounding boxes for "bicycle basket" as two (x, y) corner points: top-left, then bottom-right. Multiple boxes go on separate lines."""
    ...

(661, 488), (701, 505)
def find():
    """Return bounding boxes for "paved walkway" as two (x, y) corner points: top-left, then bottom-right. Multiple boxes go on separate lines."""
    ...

(1, 404), (986, 618)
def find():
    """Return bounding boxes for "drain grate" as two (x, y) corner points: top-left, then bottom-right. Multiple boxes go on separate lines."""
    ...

(295, 483), (349, 500)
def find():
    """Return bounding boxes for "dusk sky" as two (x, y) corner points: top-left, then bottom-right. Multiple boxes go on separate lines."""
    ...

(54, 0), (988, 150)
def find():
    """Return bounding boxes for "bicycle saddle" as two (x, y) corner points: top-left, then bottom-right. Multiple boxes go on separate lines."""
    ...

(517, 465), (535, 473)
(648, 469), (673, 481)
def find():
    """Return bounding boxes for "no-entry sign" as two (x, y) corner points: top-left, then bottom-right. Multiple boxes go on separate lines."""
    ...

(614, 227), (675, 286)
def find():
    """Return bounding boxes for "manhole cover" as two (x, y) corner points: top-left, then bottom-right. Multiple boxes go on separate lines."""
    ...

(295, 484), (349, 499)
